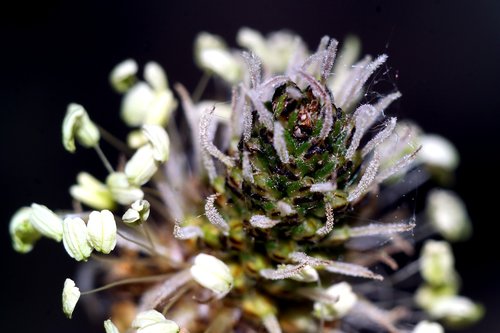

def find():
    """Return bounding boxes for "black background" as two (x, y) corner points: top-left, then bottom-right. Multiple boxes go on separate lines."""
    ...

(1, 1), (499, 332)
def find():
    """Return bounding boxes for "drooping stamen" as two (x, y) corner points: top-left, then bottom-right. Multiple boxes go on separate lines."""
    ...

(374, 91), (402, 117)
(204, 194), (230, 235)
(276, 201), (296, 216)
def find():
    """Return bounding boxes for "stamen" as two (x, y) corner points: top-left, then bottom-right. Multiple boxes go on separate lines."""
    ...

(289, 252), (383, 280)
(200, 107), (235, 168)
(348, 150), (380, 202)
(242, 51), (262, 88)
(316, 202), (334, 236)
(346, 104), (378, 160)
(242, 100), (253, 142)
(361, 117), (397, 157)
(242, 151), (254, 183)
(320, 38), (339, 84)
(249, 215), (282, 229)
(260, 263), (307, 280)
(337, 55), (387, 110)
(348, 221), (416, 238)
(376, 147), (421, 184)
(310, 182), (336, 193)
(173, 220), (204, 240)
(205, 194), (229, 235)
(245, 88), (274, 130)
(273, 121), (290, 163)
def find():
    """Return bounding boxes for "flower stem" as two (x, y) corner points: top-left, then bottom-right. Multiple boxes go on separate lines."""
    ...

(94, 144), (115, 174)
(80, 273), (171, 295)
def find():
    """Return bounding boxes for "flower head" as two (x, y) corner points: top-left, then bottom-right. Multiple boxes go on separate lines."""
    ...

(12, 28), (482, 333)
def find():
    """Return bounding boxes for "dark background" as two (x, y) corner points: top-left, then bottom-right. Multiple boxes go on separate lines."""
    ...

(1, 0), (499, 332)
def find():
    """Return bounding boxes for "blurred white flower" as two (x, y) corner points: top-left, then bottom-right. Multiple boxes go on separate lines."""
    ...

(121, 62), (177, 127)
(132, 310), (180, 333)
(190, 253), (234, 297)
(313, 282), (357, 320)
(110, 59), (138, 93)
(420, 240), (456, 287)
(427, 189), (472, 241)
(194, 32), (242, 84)
(418, 134), (459, 170)
(70, 172), (115, 210)
(412, 320), (444, 333)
